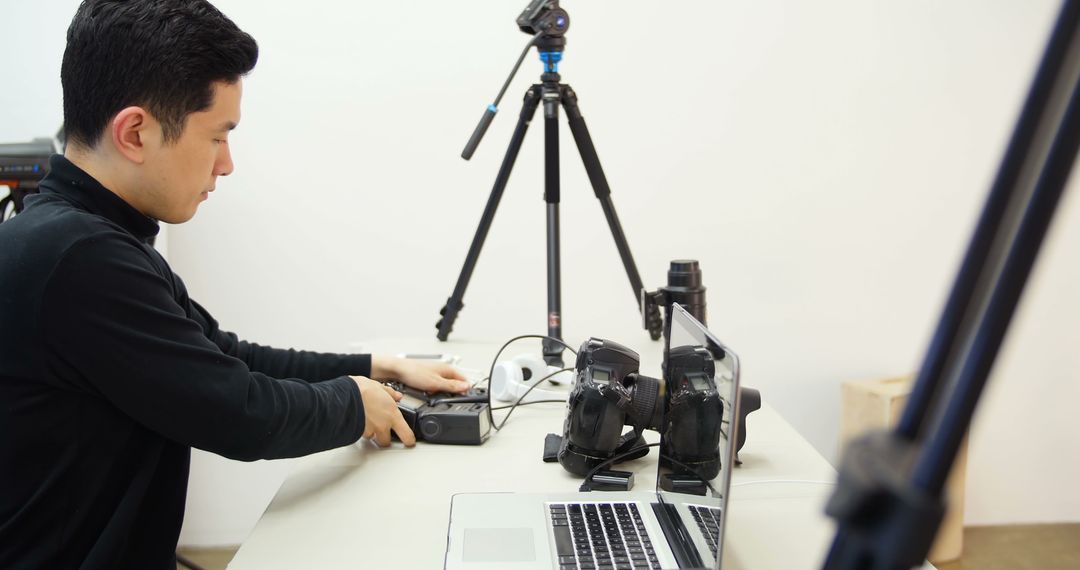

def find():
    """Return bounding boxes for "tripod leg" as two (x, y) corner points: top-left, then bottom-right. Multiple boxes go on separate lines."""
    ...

(542, 86), (566, 367)
(437, 86), (543, 341)
(560, 85), (663, 340)
(824, 4), (1080, 569)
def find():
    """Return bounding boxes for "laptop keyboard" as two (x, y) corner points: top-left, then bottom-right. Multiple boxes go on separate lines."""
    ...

(688, 505), (722, 558)
(549, 502), (661, 570)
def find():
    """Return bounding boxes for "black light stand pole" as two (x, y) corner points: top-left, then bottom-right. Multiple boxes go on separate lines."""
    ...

(824, 2), (1080, 569)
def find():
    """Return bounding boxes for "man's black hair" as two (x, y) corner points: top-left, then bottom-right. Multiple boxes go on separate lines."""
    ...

(62, 0), (259, 149)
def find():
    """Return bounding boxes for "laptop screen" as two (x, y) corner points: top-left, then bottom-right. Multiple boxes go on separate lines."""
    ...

(656, 303), (741, 569)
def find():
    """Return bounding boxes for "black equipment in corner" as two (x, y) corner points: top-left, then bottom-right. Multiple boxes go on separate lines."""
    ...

(823, 2), (1080, 569)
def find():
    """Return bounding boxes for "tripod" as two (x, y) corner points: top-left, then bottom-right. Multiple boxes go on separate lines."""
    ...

(823, 1), (1080, 568)
(436, 33), (663, 366)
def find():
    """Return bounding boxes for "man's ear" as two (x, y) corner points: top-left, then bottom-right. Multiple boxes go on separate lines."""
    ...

(110, 106), (155, 164)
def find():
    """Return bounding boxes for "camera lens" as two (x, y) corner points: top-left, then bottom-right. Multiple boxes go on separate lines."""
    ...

(665, 260), (707, 326)
(667, 260), (702, 289)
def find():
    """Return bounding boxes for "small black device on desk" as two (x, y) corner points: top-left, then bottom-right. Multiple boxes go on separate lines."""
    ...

(389, 383), (491, 445)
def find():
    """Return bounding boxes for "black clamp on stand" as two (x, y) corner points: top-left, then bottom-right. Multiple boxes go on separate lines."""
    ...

(436, 0), (663, 367)
(645, 259), (762, 462)
(825, 433), (945, 570)
(824, 2), (1080, 568)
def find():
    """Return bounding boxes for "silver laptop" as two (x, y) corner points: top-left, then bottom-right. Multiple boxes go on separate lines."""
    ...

(445, 304), (741, 570)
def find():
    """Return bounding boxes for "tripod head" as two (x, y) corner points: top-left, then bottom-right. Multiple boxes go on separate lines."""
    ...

(461, 0), (572, 161)
(519, 1), (568, 77)
(516, 0), (569, 39)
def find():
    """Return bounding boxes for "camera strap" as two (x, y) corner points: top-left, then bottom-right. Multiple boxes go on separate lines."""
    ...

(612, 428), (649, 462)
(602, 386), (651, 462)
(613, 407), (650, 462)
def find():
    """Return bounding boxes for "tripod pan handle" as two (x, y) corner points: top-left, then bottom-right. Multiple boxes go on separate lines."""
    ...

(462, 105), (497, 160)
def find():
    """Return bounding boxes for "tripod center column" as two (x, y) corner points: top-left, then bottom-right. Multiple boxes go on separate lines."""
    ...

(542, 79), (565, 367)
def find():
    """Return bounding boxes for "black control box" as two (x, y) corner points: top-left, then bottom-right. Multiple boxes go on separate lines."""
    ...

(390, 383), (491, 445)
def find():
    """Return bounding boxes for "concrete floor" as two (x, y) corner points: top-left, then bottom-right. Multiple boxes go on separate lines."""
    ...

(177, 523), (1080, 570)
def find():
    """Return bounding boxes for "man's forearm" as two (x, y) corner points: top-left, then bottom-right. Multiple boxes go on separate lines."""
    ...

(369, 354), (402, 381)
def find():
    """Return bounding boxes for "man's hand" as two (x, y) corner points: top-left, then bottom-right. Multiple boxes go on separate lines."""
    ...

(351, 376), (416, 447)
(371, 355), (471, 395)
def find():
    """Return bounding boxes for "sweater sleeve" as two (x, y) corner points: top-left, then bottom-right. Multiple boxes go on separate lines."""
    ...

(39, 235), (365, 461)
(185, 299), (372, 382)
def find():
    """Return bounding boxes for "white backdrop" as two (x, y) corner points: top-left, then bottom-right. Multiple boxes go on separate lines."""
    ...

(4, 0), (1078, 547)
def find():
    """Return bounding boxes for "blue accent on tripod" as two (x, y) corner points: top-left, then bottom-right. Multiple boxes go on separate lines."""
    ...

(488, 104), (498, 113)
(540, 51), (562, 74)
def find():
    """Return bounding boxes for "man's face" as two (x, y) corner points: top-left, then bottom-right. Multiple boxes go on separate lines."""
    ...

(140, 80), (242, 224)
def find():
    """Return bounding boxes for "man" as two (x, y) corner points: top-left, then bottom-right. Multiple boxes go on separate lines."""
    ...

(0, 1), (468, 567)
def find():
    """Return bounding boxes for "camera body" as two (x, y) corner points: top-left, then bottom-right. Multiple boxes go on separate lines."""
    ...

(661, 344), (724, 480)
(557, 338), (662, 476)
(557, 337), (726, 480)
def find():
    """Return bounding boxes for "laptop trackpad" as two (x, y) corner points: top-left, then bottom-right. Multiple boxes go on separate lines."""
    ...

(462, 528), (536, 562)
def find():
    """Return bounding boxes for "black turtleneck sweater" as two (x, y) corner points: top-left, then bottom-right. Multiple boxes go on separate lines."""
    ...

(0, 155), (370, 569)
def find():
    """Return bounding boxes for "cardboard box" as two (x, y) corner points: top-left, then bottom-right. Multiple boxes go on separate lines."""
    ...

(840, 375), (966, 564)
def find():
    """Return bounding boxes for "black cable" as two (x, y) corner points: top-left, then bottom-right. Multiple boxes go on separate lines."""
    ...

(493, 367), (573, 431)
(576, 443), (722, 497)
(657, 453), (722, 498)
(490, 399), (565, 411)
(0, 194), (15, 223)
(484, 334), (577, 432)
(578, 443), (660, 491)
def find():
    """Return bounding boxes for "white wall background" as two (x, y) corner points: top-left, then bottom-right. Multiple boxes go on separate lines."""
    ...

(4, 0), (1078, 547)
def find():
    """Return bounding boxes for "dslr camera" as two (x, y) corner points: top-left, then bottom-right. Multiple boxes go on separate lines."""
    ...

(557, 337), (723, 480)
(661, 344), (724, 480)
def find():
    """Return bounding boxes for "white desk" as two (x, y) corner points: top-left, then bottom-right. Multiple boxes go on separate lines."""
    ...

(229, 337), (934, 570)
